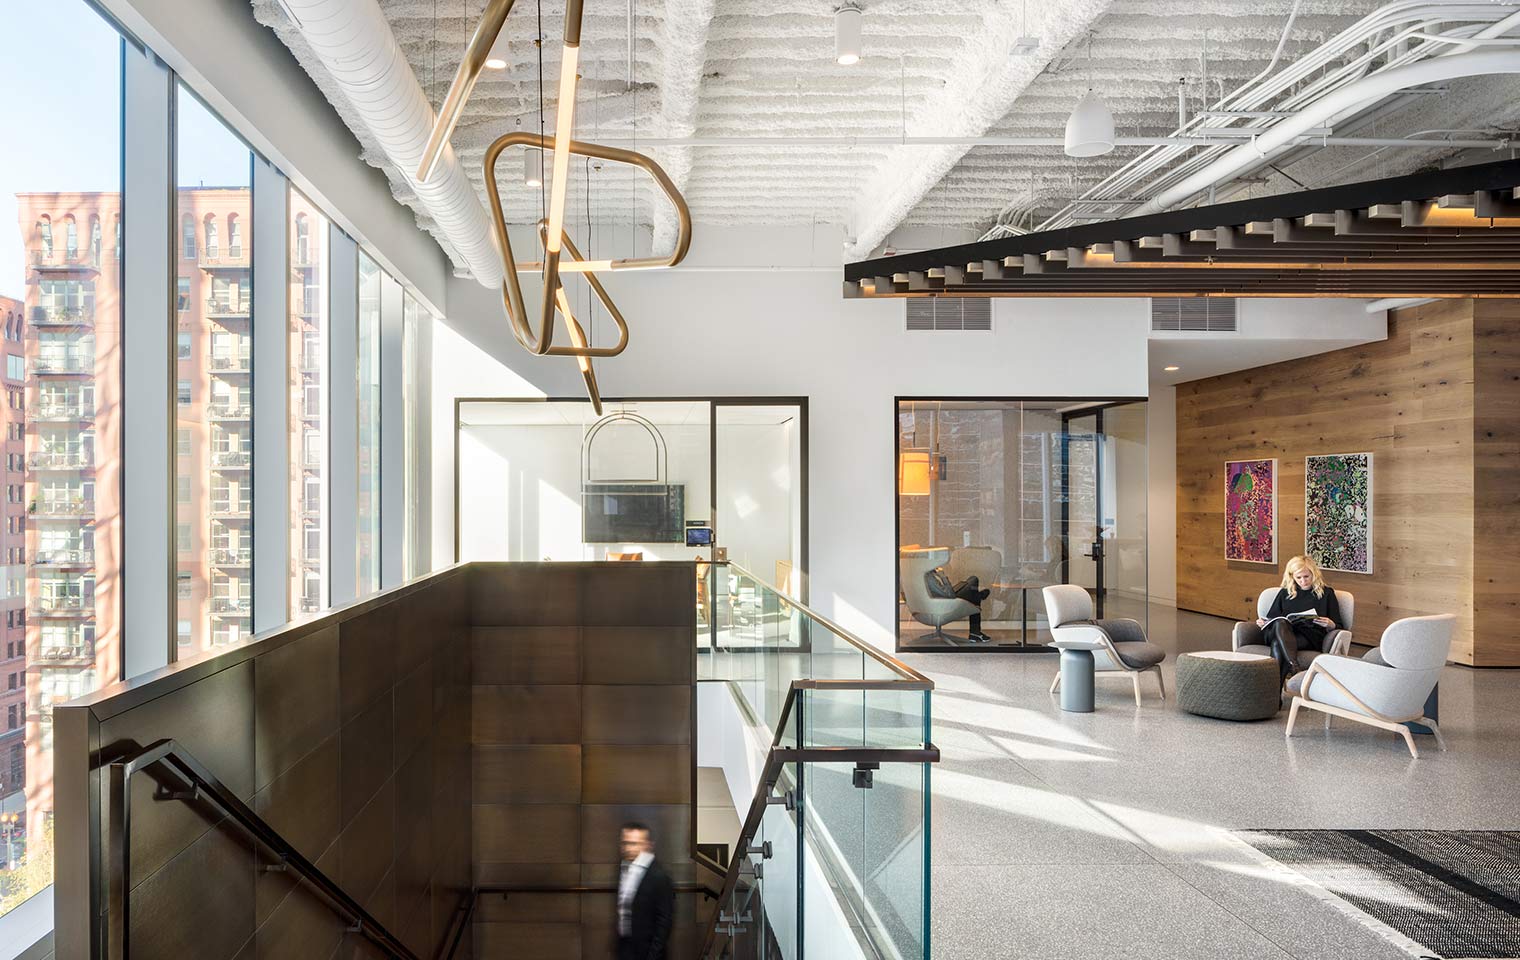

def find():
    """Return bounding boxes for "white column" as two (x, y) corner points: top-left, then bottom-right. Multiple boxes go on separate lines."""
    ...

(379, 273), (404, 587)
(328, 227), (359, 605)
(121, 43), (173, 681)
(252, 160), (289, 632)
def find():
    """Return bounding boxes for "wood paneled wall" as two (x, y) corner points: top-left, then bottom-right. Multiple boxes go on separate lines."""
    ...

(1472, 300), (1520, 667)
(468, 562), (698, 959)
(1176, 300), (1509, 665)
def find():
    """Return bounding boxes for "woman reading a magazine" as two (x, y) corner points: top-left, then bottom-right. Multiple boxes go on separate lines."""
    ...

(1256, 555), (1343, 685)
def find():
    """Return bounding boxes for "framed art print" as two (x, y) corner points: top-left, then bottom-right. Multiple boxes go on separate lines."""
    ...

(1305, 452), (1373, 574)
(1225, 458), (1276, 563)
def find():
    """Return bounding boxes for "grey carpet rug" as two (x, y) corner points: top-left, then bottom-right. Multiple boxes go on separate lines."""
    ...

(1238, 829), (1520, 960)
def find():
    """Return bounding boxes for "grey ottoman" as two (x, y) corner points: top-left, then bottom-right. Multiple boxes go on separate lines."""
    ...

(1176, 651), (1280, 721)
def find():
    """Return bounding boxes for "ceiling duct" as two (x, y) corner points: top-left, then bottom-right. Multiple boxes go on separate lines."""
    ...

(906, 299), (992, 332)
(1151, 298), (1237, 333)
(274, 0), (503, 286)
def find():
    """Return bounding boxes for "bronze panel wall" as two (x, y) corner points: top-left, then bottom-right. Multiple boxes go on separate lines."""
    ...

(469, 562), (696, 959)
(54, 566), (474, 960)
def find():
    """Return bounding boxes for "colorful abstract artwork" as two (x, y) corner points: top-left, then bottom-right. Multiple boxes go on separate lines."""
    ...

(1306, 453), (1373, 574)
(1225, 459), (1276, 563)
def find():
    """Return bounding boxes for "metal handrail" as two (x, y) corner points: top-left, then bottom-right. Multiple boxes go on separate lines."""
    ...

(438, 882), (722, 959)
(695, 683), (939, 959)
(718, 560), (932, 686)
(108, 739), (419, 960)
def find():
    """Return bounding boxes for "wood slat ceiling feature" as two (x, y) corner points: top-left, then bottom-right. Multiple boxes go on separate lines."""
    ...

(844, 158), (1520, 299)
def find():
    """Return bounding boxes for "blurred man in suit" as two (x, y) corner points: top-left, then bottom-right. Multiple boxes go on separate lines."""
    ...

(617, 821), (674, 960)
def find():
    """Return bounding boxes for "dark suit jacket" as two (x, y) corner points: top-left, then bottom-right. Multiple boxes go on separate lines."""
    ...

(618, 858), (675, 960)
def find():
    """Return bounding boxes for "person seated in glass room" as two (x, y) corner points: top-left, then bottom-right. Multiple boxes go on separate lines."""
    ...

(926, 564), (991, 642)
(1257, 554), (1343, 686)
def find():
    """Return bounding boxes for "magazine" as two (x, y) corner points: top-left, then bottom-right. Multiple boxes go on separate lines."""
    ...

(1261, 610), (1322, 630)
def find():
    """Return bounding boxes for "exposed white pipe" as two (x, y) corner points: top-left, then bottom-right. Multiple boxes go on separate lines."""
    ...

(278, 0), (503, 286)
(1134, 50), (1520, 216)
(584, 134), (1508, 149)
(1366, 297), (1438, 312)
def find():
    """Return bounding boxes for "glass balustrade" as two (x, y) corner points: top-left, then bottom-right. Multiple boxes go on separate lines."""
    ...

(698, 561), (932, 960)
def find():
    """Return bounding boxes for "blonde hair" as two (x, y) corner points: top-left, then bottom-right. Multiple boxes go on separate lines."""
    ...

(1281, 555), (1326, 599)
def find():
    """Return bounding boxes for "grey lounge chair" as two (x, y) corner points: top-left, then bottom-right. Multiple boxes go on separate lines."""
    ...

(1043, 583), (1167, 705)
(900, 547), (980, 643)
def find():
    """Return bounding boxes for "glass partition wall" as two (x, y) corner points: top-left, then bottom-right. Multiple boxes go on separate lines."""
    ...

(896, 398), (1148, 652)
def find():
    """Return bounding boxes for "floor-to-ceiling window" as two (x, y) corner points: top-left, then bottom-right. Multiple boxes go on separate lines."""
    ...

(0, 0), (123, 918)
(895, 398), (1148, 652)
(356, 253), (382, 596)
(175, 85), (253, 655)
(290, 192), (327, 616)
(401, 290), (426, 580)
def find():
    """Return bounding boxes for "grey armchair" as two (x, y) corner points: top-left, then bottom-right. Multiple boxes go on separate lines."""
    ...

(900, 547), (980, 643)
(1286, 614), (1453, 759)
(1233, 588), (1354, 669)
(1043, 584), (1167, 705)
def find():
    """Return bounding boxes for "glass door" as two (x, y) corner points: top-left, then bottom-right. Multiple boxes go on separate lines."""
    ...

(1060, 402), (1148, 623)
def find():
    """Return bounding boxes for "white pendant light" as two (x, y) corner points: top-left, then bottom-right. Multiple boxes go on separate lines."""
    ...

(524, 148), (548, 187)
(1065, 91), (1115, 157)
(484, 29), (510, 70)
(1063, 34), (1113, 157)
(835, 3), (863, 65)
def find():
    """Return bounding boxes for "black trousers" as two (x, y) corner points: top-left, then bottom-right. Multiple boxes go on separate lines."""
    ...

(952, 576), (983, 633)
(1266, 619), (1324, 682)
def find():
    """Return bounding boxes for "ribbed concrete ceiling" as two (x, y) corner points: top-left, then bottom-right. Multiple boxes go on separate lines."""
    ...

(252, 0), (1520, 275)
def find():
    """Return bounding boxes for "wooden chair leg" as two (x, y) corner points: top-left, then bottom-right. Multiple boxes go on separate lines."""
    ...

(1399, 726), (1421, 760)
(1286, 697), (1301, 738)
(1423, 719), (1447, 752)
(1153, 666), (1166, 701)
(1050, 671), (1061, 694)
(1131, 672), (1142, 706)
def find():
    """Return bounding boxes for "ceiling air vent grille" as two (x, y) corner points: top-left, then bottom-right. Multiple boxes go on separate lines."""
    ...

(905, 298), (992, 332)
(1151, 297), (1237, 332)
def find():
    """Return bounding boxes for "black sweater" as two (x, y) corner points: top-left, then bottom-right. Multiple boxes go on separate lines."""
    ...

(1266, 586), (1342, 636)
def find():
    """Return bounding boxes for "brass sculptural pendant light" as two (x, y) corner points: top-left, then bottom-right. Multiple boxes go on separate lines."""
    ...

(417, 0), (694, 414)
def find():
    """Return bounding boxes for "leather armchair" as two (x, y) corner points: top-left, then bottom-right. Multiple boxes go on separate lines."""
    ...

(1043, 583), (1167, 705)
(900, 547), (979, 643)
(1233, 588), (1354, 670)
(1286, 614), (1453, 759)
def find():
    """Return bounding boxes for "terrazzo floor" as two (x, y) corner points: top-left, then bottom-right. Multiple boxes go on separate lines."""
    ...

(899, 604), (1520, 960)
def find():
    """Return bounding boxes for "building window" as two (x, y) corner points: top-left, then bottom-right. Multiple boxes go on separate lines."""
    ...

(90, 215), (102, 264)
(176, 379), (191, 405)
(38, 215), (53, 259)
(8, 354), (25, 382)
(228, 214), (242, 259)
(181, 212), (196, 260)
(64, 215), (79, 260)
(204, 214), (218, 259)
(177, 277), (191, 313)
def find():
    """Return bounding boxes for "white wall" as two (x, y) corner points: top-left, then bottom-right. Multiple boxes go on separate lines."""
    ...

(435, 224), (1152, 652)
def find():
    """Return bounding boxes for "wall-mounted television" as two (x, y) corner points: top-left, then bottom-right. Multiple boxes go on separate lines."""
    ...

(583, 483), (686, 543)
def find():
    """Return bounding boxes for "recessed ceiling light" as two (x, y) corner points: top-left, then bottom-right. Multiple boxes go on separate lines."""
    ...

(483, 29), (509, 70)
(836, 3), (863, 65)
(1163, 365), (1180, 372)
(1010, 36), (1040, 56)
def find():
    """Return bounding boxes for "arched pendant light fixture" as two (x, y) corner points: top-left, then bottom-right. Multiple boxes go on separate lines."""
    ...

(1064, 33), (1114, 157)
(836, 2), (863, 65)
